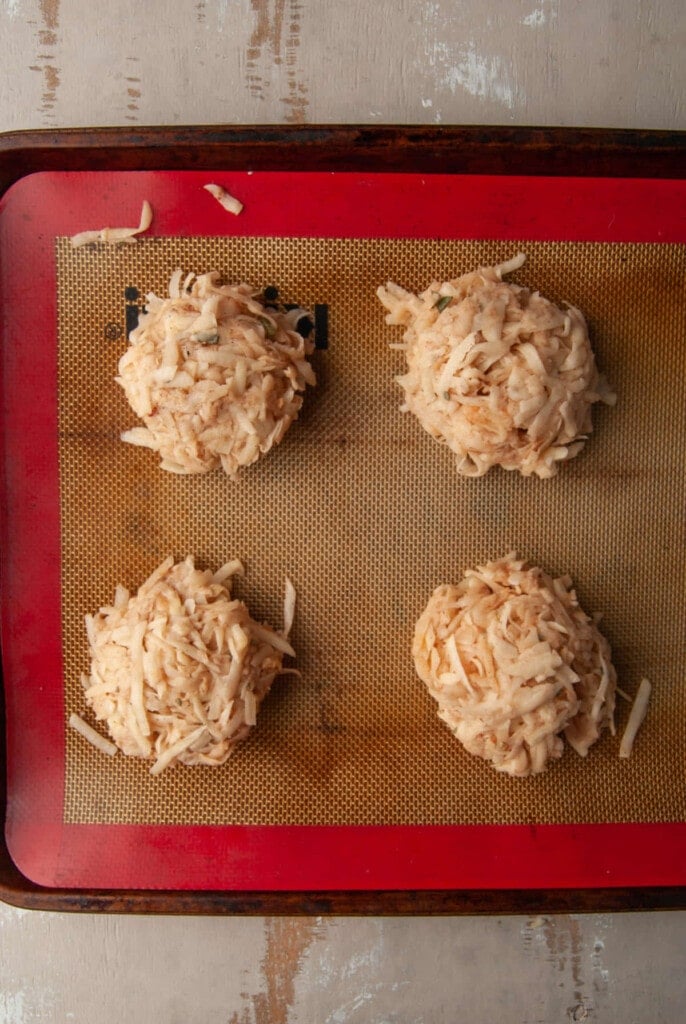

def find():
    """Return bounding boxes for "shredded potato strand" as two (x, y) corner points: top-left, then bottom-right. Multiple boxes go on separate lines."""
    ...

(378, 255), (615, 479)
(70, 200), (153, 248)
(203, 183), (244, 216)
(413, 554), (617, 777)
(69, 713), (118, 756)
(618, 678), (651, 758)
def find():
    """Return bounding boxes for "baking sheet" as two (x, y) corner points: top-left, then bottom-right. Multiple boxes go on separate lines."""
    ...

(1, 169), (685, 891)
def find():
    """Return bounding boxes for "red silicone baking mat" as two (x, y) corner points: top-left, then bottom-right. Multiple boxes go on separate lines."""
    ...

(1, 168), (685, 892)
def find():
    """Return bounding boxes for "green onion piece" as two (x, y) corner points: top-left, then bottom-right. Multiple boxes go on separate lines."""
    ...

(435, 295), (452, 312)
(191, 330), (219, 345)
(258, 316), (277, 339)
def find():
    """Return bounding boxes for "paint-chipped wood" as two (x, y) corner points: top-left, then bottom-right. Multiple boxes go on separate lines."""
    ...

(1, 904), (685, 1022)
(1, 0), (684, 131)
(246, 0), (309, 123)
(229, 919), (321, 1024)
(25, 0), (62, 122)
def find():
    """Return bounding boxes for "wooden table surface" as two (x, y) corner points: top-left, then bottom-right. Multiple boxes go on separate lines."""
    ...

(1, 1), (685, 1022)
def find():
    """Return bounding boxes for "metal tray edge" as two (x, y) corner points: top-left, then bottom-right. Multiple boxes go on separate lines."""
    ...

(1, 123), (685, 913)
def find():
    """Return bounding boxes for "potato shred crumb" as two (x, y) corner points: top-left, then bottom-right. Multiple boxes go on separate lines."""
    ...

(117, 270), (316, 477)
(69, 713), (118, 756)
(378, 254), (615, 479)
(70, 200), (153, 248)
(74, 556), (296, 774)
(619, 678), (651, 757)
(203, 182), (244, 215)
(412, 554), (617, 777)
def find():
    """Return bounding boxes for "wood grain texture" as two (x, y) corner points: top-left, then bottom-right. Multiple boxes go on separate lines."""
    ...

(0, 0), (684, 132)
(1, 902), (685, 1022)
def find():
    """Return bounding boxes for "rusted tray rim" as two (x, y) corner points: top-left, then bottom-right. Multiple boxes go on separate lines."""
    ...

(1, 124), (686, 197)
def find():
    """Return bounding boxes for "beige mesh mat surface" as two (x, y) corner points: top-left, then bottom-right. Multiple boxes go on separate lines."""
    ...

(58, 237), (686, 826)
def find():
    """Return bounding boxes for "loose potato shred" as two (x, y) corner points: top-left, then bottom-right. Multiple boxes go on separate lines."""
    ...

(203, 182), (244, 216)
(70, 200), (153, 248)
(619, 678), (651, 758)
(68, 713), (118, 757)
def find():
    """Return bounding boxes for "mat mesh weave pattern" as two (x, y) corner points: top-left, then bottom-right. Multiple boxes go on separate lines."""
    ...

(58, 237), (686, 825)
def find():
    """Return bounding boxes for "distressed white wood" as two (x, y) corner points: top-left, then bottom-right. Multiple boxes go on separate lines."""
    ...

(0, 0), (684, 132)
(1, 905), (686, 1022)
(0, 903), (268, 1022)
(1, 2), (685, 1022)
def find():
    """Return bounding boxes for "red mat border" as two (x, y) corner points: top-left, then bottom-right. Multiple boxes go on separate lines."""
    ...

(1, 169), (685, 890)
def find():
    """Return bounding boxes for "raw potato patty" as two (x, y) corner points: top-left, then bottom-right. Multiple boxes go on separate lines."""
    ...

(78, 556), (296, 774)
(117, 271), (316, 477)
(378, 254), (615, 478)
(412, 554), (617, 776)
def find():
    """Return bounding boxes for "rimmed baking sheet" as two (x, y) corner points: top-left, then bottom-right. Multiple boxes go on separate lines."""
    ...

(1, 169), (685, 890)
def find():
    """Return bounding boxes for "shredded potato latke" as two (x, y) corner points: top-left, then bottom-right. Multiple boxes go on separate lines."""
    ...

(117, 271), (316, 477)
(378, 254), (615, 478)
(413, 554), (617, 777)
(78, 556), (295, 774)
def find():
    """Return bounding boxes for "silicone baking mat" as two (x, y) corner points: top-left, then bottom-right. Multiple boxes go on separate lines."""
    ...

(2, 170), (685, 890)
